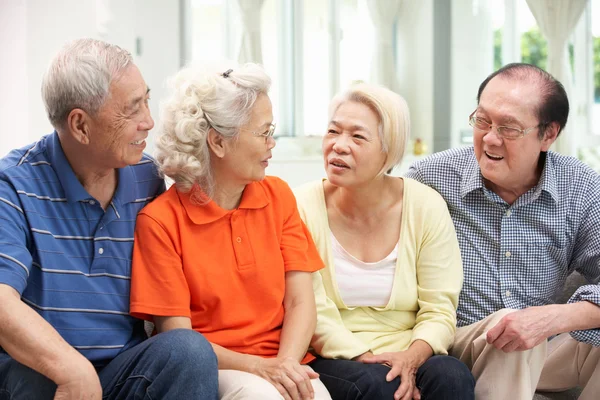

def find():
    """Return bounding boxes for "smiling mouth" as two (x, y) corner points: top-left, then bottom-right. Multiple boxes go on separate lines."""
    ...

(485, 151), (503, 160)
(130, 139), (145, 145)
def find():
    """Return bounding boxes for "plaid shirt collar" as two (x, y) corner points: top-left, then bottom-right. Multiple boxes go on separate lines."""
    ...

(460, 150), (559, 206)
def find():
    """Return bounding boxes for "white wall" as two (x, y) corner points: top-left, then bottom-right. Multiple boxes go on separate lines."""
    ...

(0, 1), (29, 157)
(0, 0), (180, 157)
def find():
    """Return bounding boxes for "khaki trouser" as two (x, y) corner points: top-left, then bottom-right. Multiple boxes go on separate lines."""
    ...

(450, 309), (600, 400)
(219, 367), (332, 400)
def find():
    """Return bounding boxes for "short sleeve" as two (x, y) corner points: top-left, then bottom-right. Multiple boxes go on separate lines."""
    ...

(0, 176), (32, 294)
(278, 181), (325, 274)
(130, 213), (191, 320)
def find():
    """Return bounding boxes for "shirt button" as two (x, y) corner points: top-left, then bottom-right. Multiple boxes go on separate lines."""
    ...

(505, 290), (511, 297)
(236, 237), (242, 243)
(505, 251), (511, 258)
(506, 210), (512, 217)
(98, 248), (104, 255)
(89, 200), (96, 205)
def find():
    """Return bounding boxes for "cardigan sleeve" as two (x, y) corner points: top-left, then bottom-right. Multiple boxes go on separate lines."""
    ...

(409, 191), (463, 355)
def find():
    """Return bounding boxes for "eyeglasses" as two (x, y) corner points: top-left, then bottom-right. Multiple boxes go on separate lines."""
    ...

(468, 110), (542, 140)
(243, 123), (276, 139)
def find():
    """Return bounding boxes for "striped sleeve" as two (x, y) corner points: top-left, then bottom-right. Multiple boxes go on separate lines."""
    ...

(0, 174), (32, 294)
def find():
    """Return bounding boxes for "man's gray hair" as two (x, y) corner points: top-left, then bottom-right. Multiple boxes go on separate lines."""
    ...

(42, 38), (133, 130)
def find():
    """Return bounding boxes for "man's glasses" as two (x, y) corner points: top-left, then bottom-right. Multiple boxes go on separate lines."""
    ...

(468, 110), (542, 140)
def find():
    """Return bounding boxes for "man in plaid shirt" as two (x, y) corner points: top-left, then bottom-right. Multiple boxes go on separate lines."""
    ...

(407, 63), (600, 400)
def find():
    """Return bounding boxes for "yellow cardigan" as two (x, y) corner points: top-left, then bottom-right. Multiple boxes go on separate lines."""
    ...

(294, 178), (463, 360)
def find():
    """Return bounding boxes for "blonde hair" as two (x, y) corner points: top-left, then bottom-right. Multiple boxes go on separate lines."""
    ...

(328, 83), (410, 175)
(155, 62), (271, 199)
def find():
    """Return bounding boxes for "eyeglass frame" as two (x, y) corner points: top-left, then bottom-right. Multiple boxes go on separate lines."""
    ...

(240, 122), (277, 139)
(468, 110), (545, 140)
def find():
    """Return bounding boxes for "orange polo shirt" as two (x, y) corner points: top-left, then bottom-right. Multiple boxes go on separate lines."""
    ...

(130, 176), (323, 362)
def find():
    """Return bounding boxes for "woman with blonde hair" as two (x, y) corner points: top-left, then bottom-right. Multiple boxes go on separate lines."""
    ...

(129, 63), (331, 400)
(295, 84), (475, 400)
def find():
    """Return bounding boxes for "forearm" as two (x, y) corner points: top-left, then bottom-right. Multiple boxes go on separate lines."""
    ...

(0, 285), (93, 384)
(278, 301), (316, 362)
(154, 315), (262, 372)
(547, 302), (600, 335)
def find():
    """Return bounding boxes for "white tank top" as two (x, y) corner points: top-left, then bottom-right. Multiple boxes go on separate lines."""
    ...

(331, 231), (397, 307)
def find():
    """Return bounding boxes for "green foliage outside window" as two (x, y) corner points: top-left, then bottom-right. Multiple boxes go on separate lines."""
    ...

(494, 27), (599, 102)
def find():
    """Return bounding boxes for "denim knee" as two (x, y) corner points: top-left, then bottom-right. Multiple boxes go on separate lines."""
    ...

(151, 329), (217, 374)
(356, 363), (399, 398)
(418, 355), (475, 399)
(0, 355), (56, 400)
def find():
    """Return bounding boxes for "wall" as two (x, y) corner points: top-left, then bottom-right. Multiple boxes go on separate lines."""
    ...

(0, 0), (180, 157)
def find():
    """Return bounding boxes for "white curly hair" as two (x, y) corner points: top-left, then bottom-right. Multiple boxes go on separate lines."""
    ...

(155, 62), (271, 200)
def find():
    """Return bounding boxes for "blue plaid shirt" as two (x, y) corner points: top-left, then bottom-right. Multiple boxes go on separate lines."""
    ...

(406, 146), (600, 347)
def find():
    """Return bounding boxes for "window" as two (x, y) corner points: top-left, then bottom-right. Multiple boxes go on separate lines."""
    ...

(593, 0), (600, 134)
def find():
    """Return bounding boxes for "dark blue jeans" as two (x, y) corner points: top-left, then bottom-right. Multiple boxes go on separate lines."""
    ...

(310, 355), (475, 400)
(0, 329), (218, 400)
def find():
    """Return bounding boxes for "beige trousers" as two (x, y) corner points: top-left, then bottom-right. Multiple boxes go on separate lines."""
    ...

(450, 309), (600, 400)
(219, 368), (332, 400)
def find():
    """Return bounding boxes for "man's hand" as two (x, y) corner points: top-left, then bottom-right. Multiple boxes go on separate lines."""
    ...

(53, 358), (102, 400)
(486, 306), (559, 352)
(252, 356), (318, 400)
(362, 351), (422, 400)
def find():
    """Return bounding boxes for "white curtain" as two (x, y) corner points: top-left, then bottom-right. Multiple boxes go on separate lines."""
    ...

(237, 0), (265, 63)
(526, 0), (586, 156)
(367, 0), (403, 91)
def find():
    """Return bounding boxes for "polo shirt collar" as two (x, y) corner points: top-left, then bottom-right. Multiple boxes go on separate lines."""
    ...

(47, 131), (138, 205)
(178, 181), (270, 225)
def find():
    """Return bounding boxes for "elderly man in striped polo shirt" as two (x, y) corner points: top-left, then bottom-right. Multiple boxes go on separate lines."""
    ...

(406, 63), (600, 399)
(0, 39), (218, 399)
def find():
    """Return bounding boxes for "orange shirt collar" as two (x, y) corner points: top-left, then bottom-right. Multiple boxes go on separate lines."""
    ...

(177, 181), (270, 225)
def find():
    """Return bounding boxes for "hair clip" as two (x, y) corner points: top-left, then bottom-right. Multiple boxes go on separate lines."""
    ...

(222, 69), (233, 78)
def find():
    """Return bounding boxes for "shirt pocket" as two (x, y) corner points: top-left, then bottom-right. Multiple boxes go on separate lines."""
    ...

(520, 243), (568, 304)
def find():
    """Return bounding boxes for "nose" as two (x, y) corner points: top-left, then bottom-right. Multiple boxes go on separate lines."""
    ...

(266, 135), (276, 150)
(138, 105), (154, 131)
(481, 126), (503, 146)
(332, 134), (350, 153)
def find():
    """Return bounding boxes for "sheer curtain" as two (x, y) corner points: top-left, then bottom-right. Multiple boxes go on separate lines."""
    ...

(237, 0), (265, 63)
(367, 0), (420, 92)
(526, 0), (586, 156)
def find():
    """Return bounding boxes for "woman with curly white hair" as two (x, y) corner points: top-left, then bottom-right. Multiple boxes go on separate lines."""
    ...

(129, 63), (331, 400)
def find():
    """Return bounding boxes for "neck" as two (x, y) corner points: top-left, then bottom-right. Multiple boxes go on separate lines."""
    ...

(210, 163), (246, 210)
(328, 175), (393, 220)
(485, 166), (542, 205)
(57, 132), (117, 207)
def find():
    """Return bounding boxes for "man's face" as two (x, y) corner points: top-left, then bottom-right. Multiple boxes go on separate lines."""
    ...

(473, 76), (556, 193)
(87, 64), (154, 168)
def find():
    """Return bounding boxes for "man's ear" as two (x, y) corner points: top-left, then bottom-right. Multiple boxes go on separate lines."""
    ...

(541, 122), (560, 152)
(66, 108), (91, 145)
(207, 128), (227, 158)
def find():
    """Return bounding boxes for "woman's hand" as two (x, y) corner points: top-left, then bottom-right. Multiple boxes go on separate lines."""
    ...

(362, 351), (422, 400)
(252, 356), (319, 400)
(352, 351), (374, 363)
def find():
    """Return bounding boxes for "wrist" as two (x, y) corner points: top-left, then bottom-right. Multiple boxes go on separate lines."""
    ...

(47, 350), (95, 385)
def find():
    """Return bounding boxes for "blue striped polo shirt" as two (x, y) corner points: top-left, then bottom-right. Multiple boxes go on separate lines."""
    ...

(0, 132), (165, 367)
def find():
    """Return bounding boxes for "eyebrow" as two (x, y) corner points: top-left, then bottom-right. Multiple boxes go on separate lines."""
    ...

(476, 107), (521, 126)
(329, 119), (371, 133)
